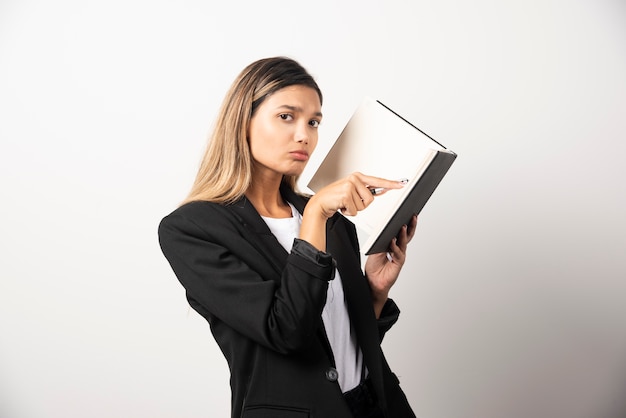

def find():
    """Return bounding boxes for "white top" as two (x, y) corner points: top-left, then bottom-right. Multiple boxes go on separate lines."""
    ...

(261, 202), (363, 392)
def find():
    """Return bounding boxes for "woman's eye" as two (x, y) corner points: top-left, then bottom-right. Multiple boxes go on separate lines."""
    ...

(309, 120), (320, 128)
(279, 114), (293, 121)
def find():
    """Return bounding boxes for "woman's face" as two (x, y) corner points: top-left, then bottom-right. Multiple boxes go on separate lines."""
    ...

(248, 85), (322, 179)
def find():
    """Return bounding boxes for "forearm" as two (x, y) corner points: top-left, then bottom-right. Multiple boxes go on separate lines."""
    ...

(299, 197), (330, 251)
(367, 267), (392, 319)
(371, 291), (389, 319)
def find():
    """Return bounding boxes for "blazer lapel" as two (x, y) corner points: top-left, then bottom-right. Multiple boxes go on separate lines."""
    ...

(226, 195), (288, 278)
(225, 186), (317, 280)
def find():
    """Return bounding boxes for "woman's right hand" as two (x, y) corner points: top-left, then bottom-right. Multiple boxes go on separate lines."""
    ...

(309, 172), (405, 218)
(300, 172), (405, 251)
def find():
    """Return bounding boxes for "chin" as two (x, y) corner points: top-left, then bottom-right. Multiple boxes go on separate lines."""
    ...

(284, 165), (307, 177)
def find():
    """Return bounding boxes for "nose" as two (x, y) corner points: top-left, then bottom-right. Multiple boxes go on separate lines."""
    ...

(294, 124), (309, 144)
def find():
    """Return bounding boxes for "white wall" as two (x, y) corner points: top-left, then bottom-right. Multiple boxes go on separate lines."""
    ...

(1, 1), (625, 417)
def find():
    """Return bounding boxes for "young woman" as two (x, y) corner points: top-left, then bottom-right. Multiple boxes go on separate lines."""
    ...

(159, 57), (417, 418)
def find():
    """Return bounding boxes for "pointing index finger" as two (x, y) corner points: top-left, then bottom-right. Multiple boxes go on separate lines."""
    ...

(368, 178), (409, 195)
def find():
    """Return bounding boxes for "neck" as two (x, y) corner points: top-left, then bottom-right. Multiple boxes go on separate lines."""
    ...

(246, 175), (291, 218)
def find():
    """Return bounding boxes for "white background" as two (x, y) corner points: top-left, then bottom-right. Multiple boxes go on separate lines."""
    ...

(1, 1), (625, 417)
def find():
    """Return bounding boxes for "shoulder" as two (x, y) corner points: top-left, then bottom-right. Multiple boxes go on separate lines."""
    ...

(158, 200), (242, 240)
(162, 200), (224, 220)
(161, 200), (223, 224)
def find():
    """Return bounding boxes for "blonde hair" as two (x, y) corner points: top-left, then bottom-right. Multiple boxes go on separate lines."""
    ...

(182, 57), (323, 205)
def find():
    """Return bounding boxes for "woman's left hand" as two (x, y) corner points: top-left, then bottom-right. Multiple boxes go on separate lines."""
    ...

(365, 214), (418, 318)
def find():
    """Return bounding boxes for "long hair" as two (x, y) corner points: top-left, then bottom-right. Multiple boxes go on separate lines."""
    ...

(182, 57), (323, 205)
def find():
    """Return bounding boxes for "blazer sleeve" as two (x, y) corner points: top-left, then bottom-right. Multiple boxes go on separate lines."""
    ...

(158, 208), (334, 354)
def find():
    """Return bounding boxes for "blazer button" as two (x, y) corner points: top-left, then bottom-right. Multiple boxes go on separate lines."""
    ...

(325, 367), (339, 382)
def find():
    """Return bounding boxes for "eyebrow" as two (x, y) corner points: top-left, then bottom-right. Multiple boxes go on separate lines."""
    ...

(277, 104), (323, 118)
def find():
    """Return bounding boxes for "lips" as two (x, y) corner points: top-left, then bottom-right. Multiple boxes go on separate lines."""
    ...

(290, 150), (309, 161)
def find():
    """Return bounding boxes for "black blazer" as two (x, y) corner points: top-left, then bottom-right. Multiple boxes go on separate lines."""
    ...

(158, 185), (415, 418)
